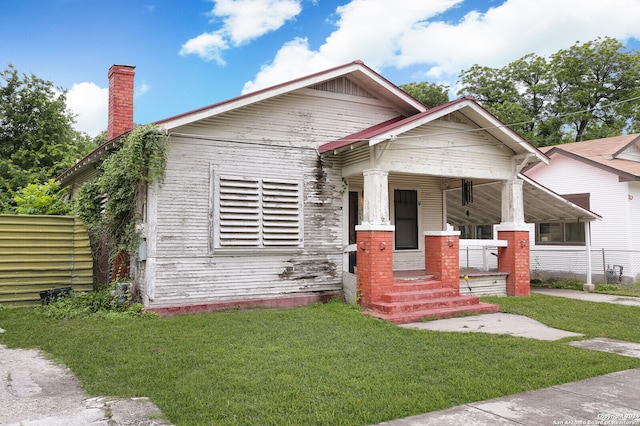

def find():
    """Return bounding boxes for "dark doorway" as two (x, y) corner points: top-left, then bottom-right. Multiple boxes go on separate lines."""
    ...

(394, 189), (418, 250)
(348, 191), (358, 273)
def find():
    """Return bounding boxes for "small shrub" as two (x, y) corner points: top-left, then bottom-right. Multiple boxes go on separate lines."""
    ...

(595, 284), (621, 293)
(39, 283), (157, 320)
(531, 278), (583, 290)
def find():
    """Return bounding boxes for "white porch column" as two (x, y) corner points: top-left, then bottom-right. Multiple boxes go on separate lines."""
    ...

(583, 221), (594, 291)
(362, 168), (390, 226)
(498, 177), (531, 296)
(500, 177), (526, 228)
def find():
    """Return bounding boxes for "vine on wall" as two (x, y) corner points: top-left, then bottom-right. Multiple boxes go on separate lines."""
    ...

(72, 124), (167, 286)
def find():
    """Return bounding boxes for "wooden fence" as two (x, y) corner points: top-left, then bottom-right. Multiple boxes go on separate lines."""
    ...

(0, 215), (93, 306)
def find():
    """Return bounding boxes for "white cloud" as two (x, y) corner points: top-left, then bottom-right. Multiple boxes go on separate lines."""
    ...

(66, 82), (108, 137)
(214, 0), (302, 45)
(136, 83), (151, 97)
(243, 0), (640, 93)
(180, 0), (301, 63)
(65, 80), (150, 138)
(180, 31), (229, 64)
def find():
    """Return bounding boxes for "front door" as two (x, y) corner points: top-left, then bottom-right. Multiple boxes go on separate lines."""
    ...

(394, 189), (418, 250)
(348, 191), (358, 273)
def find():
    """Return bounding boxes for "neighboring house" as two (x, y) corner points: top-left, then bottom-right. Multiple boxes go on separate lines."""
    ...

(524, 135), (640, 283)
(58, 62), (596, 323)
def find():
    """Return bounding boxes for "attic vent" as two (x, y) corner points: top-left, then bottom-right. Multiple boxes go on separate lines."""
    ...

(216, 176), (302, 248)
(438, 113), (467, 124)
(262, 180), (301, 246)
(310, 77), (376, 99)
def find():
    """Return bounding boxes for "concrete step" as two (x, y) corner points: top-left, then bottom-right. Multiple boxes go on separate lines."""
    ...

(364, 302), (500, 325)
(369, 295), (482, 315)
(380, 288), (456, 303)
(391, 279), (442, 292)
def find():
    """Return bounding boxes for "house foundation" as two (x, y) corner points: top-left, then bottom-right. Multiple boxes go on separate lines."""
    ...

(355, 226), (394, 308)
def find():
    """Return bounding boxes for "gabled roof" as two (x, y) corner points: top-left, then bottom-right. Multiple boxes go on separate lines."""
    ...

(537, 134), (640, 181)
(58, 60), (427, 185)
(155, 60), (426, 130)
(319, 96), (547, 163)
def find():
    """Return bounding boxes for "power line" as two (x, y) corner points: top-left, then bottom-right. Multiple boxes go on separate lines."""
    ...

(166, 94), (640, 153)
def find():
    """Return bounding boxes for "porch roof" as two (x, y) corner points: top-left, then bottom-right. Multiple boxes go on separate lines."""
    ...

(445, 174), (601, 225)
(319, 97), (547, 163)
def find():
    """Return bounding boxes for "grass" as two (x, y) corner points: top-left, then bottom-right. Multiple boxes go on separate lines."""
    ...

(1, 297), (640, 425)
(483, 292), (640, 342)
(532, 278), (640, 297)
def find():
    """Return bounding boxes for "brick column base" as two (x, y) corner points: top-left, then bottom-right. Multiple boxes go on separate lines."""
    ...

(356, 227), (394, 309)
(425, 232), (460, 293)
(497, 230), (530, 296)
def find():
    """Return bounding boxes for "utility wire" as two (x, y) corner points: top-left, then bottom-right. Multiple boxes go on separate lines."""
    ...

(166, 93), (640, 152)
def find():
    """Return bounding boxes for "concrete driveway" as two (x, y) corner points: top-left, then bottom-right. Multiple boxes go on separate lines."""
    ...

(0, 343), (171, 426)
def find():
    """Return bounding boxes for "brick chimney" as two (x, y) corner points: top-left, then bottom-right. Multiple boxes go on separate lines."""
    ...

(107, 64), (136, 140)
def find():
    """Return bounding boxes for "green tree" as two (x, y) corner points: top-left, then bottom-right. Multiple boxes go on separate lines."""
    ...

(550, 37), (640, 141)
(457, 37), (640, 145)
(0, 64), (95, 211)
(399, 81), (450, 107)
(12, 179), (68, 215)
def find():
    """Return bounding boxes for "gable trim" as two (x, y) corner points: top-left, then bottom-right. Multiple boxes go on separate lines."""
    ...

(545, 147), (640, 182)
(156, 61), (426, 130)
(612, 134), (640, 158)
(320, 97), (547, 164)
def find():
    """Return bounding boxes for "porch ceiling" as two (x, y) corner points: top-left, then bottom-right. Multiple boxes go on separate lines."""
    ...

(445, 174), (600, 226)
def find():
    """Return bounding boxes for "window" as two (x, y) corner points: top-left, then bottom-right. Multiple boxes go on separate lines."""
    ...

(394, 189), (418, 250)
(535, 193), (588, 245)
(536, 222), (585, 245)
(214, 175), (302, 249)
(458, 224), (492, 239)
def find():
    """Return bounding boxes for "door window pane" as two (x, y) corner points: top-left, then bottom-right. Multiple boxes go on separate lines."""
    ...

(395, 190), (418, 250)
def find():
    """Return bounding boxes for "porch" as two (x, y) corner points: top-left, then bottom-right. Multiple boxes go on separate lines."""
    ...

(351, 230), (525, 324)
(320, 97), (599, 324)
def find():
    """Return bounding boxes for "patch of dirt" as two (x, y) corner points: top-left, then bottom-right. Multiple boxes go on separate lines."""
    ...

(0, 344), (171, 425)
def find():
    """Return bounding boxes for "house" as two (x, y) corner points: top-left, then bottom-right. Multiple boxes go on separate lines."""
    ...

(58, 62), (598, 323)
(524, 135), (640, 284)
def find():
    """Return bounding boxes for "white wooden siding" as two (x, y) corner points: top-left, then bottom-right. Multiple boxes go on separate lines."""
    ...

(145, 137), (344, 307)
(617, 142), (640, 162)
(67, 166), (99, 197)
(631, 182), (640, 254)
(174, 89), (400, 150)
(527, 155), (629, 249)
(460, 274), (507, 296)
(341, 116), (514, 179)
(628, 181), (640, 280)
(526, 155), (639, 280)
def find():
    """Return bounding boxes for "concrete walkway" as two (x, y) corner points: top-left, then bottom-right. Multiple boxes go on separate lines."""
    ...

(380, 288), (640, 425)
(532, 287), (640, 307)
(376, 369), (640, 425)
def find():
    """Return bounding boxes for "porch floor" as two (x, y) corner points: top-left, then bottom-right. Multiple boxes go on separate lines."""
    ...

(393, 269), (508, 279)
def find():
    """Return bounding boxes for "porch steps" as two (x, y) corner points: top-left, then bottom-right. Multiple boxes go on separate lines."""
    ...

(364, 277), (499, 324)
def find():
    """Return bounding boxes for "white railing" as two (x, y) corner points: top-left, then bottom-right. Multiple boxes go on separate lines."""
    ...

(459, 239), (507, 271)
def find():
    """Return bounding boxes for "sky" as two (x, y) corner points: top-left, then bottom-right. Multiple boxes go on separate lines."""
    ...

(2, 0), (640, 137)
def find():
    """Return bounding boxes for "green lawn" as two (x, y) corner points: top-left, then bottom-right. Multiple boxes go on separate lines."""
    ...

(533, 280), (640, 297)
(1, 296), (639, 425)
